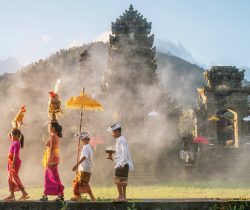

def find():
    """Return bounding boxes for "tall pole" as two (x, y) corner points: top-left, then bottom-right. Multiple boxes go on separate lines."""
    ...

(76, 108), (83, 172)
(76, 88), (85, 172)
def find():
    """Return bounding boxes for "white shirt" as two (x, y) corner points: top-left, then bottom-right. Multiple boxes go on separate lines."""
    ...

(114, 135), (134, 171)
(78, 144), (93, 173)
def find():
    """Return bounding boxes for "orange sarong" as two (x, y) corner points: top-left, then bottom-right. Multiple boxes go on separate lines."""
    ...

(8, 154), (24, 192)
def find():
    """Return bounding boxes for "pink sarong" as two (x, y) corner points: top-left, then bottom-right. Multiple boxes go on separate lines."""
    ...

(44, 165), (64, 196)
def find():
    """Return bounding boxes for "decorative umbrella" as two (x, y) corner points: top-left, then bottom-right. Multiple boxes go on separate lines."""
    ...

(243, 116), (250, 132)
(148, 103), (159, 117)
(193, 136), (209, 145)
(208, 115), (220, 121)
(112, 111), (120, 122)
(243, 116), (250, 122)
(148, 109), (159, 117)
(65, 89), (104, 165)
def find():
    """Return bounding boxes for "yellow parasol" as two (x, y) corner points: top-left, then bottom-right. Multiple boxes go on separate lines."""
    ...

(65, 89), (104, 165)
(66, 92), (103, 111)
(208, 115), (220, 121)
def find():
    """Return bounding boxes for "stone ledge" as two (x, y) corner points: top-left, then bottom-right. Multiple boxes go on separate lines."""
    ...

(0, 199), (250, 210)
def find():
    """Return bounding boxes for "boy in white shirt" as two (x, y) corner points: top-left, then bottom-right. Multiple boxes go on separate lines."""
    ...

(107, 123), (134, 202)
(71, 132), (95, 201)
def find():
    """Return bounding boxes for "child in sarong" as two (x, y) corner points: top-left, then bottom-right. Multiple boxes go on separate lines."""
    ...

(71, 132), (95, 201)
(40, 121), (64, 201)
(4, 128), (30, 201)
(107, 123), (134, 202)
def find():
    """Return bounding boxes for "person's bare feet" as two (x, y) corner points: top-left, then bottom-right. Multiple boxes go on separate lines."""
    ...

(113, 197), (126, 202)
(18, 194), (30, 201)
(70, 196), (81, 201)
(4, 195), (15, 201)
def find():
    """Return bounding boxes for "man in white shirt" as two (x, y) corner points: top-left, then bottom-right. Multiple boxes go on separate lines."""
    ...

(108, 123), (134, 202)
(71, 132), (95, 201)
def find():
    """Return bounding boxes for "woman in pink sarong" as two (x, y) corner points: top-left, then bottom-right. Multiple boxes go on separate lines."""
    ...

(40, 121), (64, 201)
(4, 128), (30, 201)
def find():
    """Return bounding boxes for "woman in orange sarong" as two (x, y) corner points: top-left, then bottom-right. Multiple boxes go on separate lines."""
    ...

(40, 121), (64, 201)
(4, 128), (30, 201)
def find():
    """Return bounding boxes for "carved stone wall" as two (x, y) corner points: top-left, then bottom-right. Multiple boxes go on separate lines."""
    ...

(196, 66), (250, 147)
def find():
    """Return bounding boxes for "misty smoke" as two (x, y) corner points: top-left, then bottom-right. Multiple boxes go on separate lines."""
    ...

(0, 38), (185, 189)
(0, 38), (247, 191)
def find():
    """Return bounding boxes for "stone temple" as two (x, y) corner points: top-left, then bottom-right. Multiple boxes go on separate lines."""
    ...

(179, 66), (250, 179)
(195, 66), (250, 148)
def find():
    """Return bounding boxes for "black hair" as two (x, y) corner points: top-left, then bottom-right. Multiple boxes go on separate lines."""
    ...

(115, 128), (122, 133)
(11, 128), (24, 148)
(50, 121), (63, 138)
(111, 124), (122, 133)
(19, 134), (24, 148)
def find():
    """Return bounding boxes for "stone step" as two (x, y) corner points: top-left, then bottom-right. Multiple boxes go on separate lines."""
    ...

(4, 199), (250, 210)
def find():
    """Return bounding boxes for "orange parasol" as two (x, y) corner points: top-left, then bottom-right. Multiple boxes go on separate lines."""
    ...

(65, 89), (104, 166)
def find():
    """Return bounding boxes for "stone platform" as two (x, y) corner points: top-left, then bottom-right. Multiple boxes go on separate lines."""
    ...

(0, 199), (250, 210)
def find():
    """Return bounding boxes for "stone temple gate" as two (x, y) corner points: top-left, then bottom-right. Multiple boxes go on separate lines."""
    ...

(195, 66), (250, 148)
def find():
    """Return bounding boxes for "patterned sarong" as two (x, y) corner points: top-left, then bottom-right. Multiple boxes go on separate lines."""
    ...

(73, 171), (91, 196)
(114, 164), (129, 186)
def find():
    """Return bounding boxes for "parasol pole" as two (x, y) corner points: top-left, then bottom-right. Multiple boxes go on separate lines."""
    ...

(76, 89), (85, 171)
(76, 108), (83, 166)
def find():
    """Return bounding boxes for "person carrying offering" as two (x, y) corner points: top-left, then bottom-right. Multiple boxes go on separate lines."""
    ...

(107, 123), (134, 202)
(4, 128), (30, 201)
(71, 132), (96, 201)
(40, 121), (64, 201)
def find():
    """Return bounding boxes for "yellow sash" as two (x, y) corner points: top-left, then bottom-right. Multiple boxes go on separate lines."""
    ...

(42, 148), (59, 169)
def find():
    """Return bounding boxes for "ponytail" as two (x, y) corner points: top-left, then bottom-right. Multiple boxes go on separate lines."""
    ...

(19, 134), (24, 148)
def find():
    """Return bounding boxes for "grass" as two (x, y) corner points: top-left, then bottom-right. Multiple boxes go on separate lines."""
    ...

(1, 181), (250, 200)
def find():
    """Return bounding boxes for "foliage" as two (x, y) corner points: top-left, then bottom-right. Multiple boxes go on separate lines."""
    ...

(60, 201), (68, 210)
(127, 203), (137, 210)
(209, 203), (248, 210)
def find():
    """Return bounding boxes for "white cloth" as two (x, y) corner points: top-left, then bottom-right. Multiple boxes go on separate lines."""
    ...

(111, 123), (121, 131)
(107, 123), (121, 133)
(78, 144), (93, 173)
(114, 136), (134, 171)
(79, 132), (90, 139)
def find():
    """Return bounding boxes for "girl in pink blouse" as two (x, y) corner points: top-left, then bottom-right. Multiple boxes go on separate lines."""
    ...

(4, 128), (30, 201)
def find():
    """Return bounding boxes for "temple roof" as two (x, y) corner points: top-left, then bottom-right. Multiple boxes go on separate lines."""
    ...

(204, 66), (245, 89)
(111, 4), (152, 34)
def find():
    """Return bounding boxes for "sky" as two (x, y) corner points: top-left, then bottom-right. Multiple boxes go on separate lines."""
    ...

(1, 0), (250, 77)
